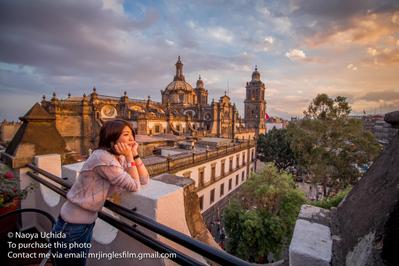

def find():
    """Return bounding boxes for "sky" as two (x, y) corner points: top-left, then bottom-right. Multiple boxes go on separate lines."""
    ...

(0, 0), (399, 121)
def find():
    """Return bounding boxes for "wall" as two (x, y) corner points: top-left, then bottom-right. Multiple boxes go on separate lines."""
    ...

(175, 147), (255, 213)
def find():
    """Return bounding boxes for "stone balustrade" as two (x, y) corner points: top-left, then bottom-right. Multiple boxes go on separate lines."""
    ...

(146, 140), (254, 176)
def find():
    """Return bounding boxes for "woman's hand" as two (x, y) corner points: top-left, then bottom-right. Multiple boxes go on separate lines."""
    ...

(131, 142), (139, 157)
(114, 142), (133, 161)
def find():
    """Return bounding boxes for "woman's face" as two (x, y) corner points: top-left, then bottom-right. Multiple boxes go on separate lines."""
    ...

(117, 126), (135, 148)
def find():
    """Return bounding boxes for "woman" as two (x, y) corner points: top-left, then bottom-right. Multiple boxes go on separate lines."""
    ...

(51, 119), (149, 266)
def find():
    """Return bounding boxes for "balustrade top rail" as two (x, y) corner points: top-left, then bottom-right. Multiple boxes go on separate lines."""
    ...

(26, 163), (251, 266)
(146, 140), (255, 176)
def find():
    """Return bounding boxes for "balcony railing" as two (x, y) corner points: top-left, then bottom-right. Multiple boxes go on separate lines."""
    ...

(146, 140), (255, 176)
(25, 163), (251, 266)
(196, 163), (253, 192)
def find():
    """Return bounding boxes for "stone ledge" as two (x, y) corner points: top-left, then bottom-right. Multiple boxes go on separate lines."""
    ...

(289, 205), (332, 266)
(297, 204), (331, 227)
(152, 173), (193, 187)
(289, 219), (332, 266)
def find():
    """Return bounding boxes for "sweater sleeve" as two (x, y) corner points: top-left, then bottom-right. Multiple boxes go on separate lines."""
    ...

(94, 165), (141, 192)
(120, 156), (149, 186)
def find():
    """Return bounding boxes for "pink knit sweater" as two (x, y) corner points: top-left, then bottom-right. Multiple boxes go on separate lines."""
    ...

(60, 149), (148, 224)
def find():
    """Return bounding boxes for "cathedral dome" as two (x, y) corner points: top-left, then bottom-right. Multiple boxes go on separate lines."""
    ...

(164, 56), (194, 93)
(165, 80), (194, 93)
(162, 56), (196, 105)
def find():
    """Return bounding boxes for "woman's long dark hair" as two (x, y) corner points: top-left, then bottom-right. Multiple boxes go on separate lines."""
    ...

(97, 119), (135, 155)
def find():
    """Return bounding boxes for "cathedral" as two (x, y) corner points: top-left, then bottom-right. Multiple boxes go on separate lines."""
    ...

(38, 57), (266, 155)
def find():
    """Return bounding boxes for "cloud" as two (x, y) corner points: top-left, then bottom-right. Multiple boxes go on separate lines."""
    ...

(285, 48), (326, 63)
(356, 90), (399, 102)
(262, 36), (275, 51)
(102, 0), (124, 15)
(0, 0), (398, 121)
(392, 11), (399, 24)
(347, 64), (358, 71)
(0, 0), (160, 77)
(367, 47), (379, 56)
(362, 47), (399, 66)
(258, 6), (271, 16)
(207, 27), (233, 43)
(286, 49), (306, 60)
(304, 11), (399, 47)
(264, 36), (274, 44)
(165, 39), (175, 46)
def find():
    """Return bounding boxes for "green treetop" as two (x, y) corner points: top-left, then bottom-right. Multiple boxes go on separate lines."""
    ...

(224, 163), (305, 263)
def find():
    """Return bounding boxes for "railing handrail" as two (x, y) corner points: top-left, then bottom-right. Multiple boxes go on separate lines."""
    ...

(26, 170), (206, 266)
(26, 163), (251, 266)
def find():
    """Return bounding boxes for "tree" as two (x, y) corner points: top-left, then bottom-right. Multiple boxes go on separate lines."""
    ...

(224, 163), (305, 263)
(257, 128), (296, 170)
(288, 94), (380, 195)
(304, 93), (351, 120)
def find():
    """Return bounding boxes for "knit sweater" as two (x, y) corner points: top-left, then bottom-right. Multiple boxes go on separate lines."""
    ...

(60, 149), (148, 224)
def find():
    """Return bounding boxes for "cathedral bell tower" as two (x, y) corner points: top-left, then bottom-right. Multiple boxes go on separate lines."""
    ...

(194, 75), (208, 106)
(244, 66), (266, 137)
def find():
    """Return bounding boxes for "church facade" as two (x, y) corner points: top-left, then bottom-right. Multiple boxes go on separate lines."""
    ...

(39, 57), (266, 155)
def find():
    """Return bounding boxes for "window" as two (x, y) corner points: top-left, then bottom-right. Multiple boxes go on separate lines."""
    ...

(228, 179), (232, 191)
(241, 171), (245, 181)
(176, 124), (181, 131)
(210, 189), (215, 204)
(236, 155), (240, 168)
(154, 124), (160, 133)
(242, 152), (246, 165)
(229, 157), (233, 172)
(251, 150), (254, 161)
(211, 164), (216, 180)
(221, 160), (225, 177)
(199, 196), (204, 210)
(235, 174), (239, 186)
(198, 168), (205, 187)
(220, 183), (225, 197)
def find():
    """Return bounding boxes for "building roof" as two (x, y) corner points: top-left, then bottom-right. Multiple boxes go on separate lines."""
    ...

(4, 103), (66, 168)
(197, 137), (232, 147)
(165, 80), (194, 93)
(136, 134), (185, 143)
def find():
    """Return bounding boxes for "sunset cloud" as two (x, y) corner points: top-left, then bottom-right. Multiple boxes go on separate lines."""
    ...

(303, 10), (399, 47)
(347, 64), (358, 71)
(0, 0), (398, 120)
(286, 49), (306, 61)
(363, 48), (399, 66)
